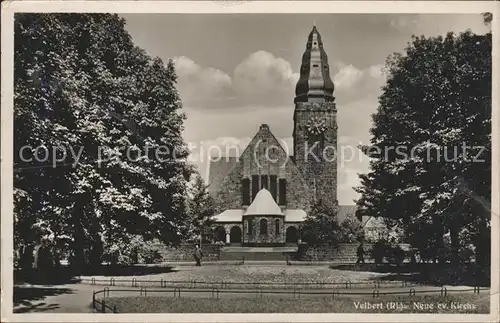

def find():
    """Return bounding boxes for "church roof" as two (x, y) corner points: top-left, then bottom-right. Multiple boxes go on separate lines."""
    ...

(207, 156), (238, 195)
(285, 209), (307, 222)
(213, 208), (307, 223)
(212, 205), (360, 223)
(244, 188), (283, 216)
(213, 209), (245, 222)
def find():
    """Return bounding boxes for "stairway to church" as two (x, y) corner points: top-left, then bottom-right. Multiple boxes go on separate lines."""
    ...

(218, 246), (294, 262)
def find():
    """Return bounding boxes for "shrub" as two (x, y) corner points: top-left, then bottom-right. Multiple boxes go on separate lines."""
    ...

(370, 240), (389, 264)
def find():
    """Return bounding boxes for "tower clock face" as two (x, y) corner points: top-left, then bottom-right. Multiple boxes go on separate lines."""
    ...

(306, 116), (327, 136)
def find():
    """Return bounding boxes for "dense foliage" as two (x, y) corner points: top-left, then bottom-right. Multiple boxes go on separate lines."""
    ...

(184, 173), (216, 243)
(299, 203), (363, 246)
(355, 29), (492, 265)
(14, 13), (194, 269)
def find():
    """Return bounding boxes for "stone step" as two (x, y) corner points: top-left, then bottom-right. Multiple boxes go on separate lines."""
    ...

(221, 246), (298, 253)
(219, 252), (287, 261)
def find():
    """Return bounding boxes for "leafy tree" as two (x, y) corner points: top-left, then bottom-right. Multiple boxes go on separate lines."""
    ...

(299, 202), (342, 246)
(184, 173), (216, 243)
(14, 13), (192, 270)
(339, 211), (364, 242)
(355, 28), (491, 265)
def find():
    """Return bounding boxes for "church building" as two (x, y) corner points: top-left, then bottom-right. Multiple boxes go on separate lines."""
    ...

(207, 26), (362, 247)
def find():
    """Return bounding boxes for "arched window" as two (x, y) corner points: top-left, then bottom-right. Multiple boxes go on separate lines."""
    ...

(260, 219), (268, 236)
(275, 219), (280, 235)
(247, 219), (253, 235)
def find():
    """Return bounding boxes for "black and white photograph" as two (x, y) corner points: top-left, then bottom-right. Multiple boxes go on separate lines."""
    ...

(1, 1), (499, 321)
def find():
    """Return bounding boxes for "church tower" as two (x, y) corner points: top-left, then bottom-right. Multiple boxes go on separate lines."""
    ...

(293, 25), (338, 211)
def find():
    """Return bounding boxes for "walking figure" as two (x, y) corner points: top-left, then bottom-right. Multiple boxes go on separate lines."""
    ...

(193, 244), (203, 266)
(356, 242), (365, 264)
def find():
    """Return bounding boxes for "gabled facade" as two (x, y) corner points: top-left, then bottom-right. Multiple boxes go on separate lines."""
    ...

(206, 25), (370, 246)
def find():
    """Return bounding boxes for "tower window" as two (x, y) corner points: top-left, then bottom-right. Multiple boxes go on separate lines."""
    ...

(278, 179), (287, 205)
(241, 178), (250, 206)
(270, 175), (278, 201)
(251, 175), (259, 201)
(261, 175), (269, 190)
(275, 219), (280, 235)
(313, 64), (319, 68)
(313, 42), (317, 45)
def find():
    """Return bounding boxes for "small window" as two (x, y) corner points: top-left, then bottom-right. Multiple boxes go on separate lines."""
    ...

(260, 219), (268, 236)
(275, 219), (280, 235)
(248, 219), (253, 235)
(313, 64), (319, 68)
(241, 178), (250, 205)
(313, 42), (317, 45)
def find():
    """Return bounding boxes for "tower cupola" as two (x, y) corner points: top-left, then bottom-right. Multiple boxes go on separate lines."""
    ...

(294, 25), (335, 103)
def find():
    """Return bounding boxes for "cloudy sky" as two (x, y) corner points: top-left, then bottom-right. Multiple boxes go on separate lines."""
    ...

(121, 13), (489, 204)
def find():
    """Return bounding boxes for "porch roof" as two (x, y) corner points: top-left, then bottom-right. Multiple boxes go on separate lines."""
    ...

(213, 208), (307, 223)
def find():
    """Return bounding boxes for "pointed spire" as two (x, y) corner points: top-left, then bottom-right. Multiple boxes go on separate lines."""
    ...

(294, 25), (335, 103)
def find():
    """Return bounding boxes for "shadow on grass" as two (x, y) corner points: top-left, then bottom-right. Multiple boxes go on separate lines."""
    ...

(88, 264), (178, 276)
(15, 264), (178, 285)
(329, 263), (491, 287)
(15, 268), (82, 286)
(13, 285), (74, 313)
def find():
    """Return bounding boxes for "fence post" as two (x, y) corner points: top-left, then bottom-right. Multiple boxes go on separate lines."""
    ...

(440, 286), (447, 297)
(212, 288), (219, 299)
(174, 287), (180, 298)
(92, 291), (96, 310)
(132, 278), (137, 287)
(113, 305), (118, 313)
(104, 287), (110, 297)
(110, 278), (115, 286)
(101, 299), (106, 313)
(374, 281), (380, 289)
(91, 277), (96, 285)
(409, 288), (416, 296)
(372, 289), (380, 298)
(474, 286), (480, 294)
(140, 287), (147, 297)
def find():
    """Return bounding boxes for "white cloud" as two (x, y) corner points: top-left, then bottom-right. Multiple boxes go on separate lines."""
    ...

(233, 51), (299, 97)
(172, 56), (232, 103)
(389, 14), (489, 36)
(333, 63), (385, 93)
(333, 64), (364, 91)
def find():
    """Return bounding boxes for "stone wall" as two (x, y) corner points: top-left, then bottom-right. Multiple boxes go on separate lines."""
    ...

(156, 244), (221, 262)
(292, 243), (411, 262)
(243, 215), (285, 244)
(214, 124), (310, 211)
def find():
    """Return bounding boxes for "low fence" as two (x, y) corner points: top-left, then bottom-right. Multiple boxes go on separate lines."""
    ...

(91, 285), (484, 313)
(82, 277), (423, 289)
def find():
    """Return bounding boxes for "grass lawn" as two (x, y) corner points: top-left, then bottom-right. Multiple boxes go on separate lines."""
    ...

(105, 294), (490, 313)
(85, 265), (387, 286)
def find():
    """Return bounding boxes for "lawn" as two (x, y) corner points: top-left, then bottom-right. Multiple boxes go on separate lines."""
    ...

(86, 264), (386, 285)
(104, 294), (490, 313)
